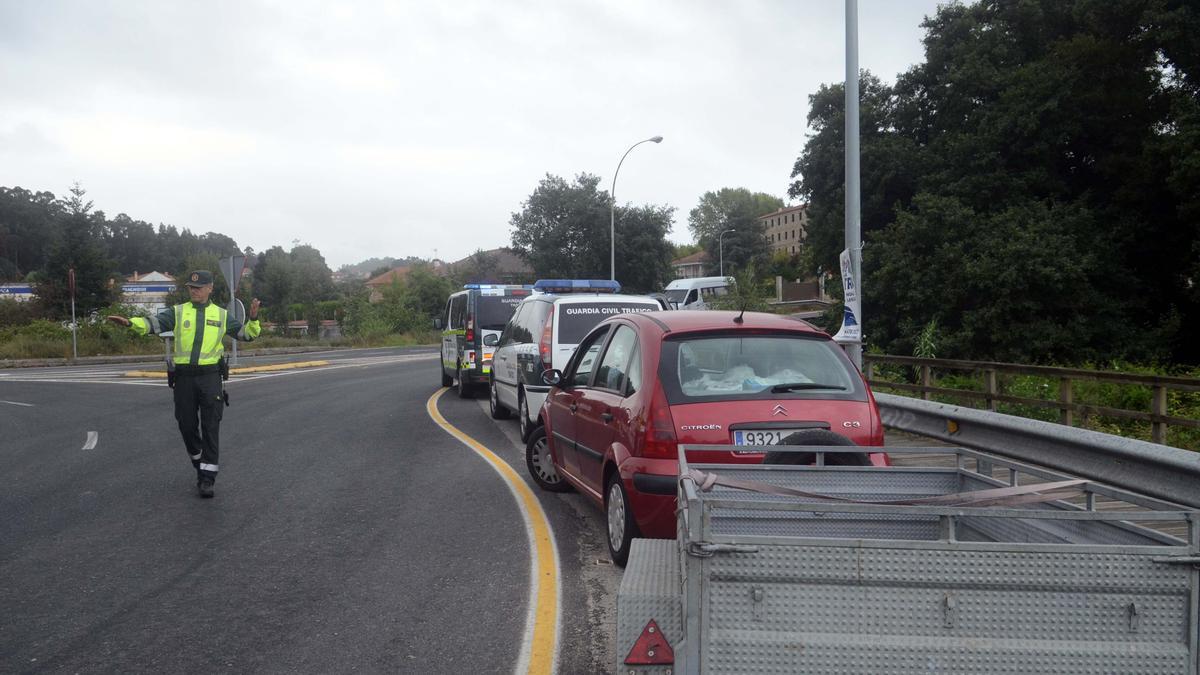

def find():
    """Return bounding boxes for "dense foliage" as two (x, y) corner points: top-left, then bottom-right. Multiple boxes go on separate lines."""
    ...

(687, 188), (782, 275)
(790, 0), (1200, 365)
(509, 173), (675, 293)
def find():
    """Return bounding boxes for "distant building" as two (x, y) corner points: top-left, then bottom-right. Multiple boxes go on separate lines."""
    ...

(758, 204), (808, 256)
(442, 248), (533, 285)
(0, 283), (34, 302)
(365, 267), (411, 303)
(122, 271), (177, 312)
(670, 250), (711, 279)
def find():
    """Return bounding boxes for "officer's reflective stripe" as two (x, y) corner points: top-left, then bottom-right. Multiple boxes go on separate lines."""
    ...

(199, 463), (218, 472)
(191, 453), (202, 460)
(147, 314), (161, 334)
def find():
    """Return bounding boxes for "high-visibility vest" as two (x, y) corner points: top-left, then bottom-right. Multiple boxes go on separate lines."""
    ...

(172, 303), (227, 366)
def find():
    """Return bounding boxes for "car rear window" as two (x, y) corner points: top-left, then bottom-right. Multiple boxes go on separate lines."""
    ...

(477, 295), (524, 330)
(662, 334), (865, 402)
(555, 302), (656, 344)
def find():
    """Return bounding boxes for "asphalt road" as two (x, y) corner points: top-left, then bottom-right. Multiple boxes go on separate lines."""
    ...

(0, 347), (621, 674)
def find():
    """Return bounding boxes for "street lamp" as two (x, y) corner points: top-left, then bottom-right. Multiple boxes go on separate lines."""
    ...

(610, 135), (664, 281)
(719, 228), (736, 277)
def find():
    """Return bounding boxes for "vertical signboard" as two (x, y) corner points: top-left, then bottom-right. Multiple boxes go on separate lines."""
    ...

(832, 249), (861, 344)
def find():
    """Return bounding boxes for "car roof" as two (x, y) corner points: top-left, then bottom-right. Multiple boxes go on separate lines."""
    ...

(617, 310), (830, 337)
(541, 293), (662, 305)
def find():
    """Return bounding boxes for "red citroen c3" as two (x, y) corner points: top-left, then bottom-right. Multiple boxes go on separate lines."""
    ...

(527, 310), (888, 565)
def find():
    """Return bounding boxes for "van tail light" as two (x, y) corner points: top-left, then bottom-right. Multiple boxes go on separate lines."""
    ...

(642, 382), (678, 459)
(539, 311), (554, 372)
(465, 313), (474, 342)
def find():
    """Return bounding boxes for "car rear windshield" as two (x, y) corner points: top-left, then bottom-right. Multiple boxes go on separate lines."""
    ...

(661, 333), (865, 402)
(477, 295), (524, 330)
(556, 302), (656, 344)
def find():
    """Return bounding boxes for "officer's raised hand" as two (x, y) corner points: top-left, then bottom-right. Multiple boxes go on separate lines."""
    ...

(249, 298), (261, 320)
(106, 315), (131, 327)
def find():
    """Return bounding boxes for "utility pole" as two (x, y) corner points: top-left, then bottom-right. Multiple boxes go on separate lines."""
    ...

(843, 0), (863, 368)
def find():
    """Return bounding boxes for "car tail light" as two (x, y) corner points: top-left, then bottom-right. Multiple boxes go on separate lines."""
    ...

(539, 311), (554, 372)
(642, 382), (678, 459)
(465, 313), (474, 342)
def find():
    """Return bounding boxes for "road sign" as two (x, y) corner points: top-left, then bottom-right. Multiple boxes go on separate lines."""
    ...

(218, 255), (246, 289)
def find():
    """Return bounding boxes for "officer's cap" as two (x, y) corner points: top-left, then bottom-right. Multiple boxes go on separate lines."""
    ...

(185, 270), (214, 287)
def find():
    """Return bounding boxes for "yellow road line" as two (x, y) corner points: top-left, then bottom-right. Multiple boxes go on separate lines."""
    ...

(124, 360), (330, 378)
(425, 388), (559, 675)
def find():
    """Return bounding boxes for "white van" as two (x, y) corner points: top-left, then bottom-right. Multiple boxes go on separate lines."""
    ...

(663, 276), (732, 310)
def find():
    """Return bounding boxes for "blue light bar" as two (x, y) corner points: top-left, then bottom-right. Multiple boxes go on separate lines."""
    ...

(532, 279), (622, 294)
(462, 284), (533, 291)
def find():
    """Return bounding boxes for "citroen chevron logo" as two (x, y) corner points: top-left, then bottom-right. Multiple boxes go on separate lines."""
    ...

(772, 404), (788, 416)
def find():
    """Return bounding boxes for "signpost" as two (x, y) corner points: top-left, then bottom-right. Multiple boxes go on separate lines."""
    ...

(68, 267), (78, 360)
(218, 255), (246, 366)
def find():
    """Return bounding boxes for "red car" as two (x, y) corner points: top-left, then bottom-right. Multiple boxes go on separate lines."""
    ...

(525, 310), (888, 565)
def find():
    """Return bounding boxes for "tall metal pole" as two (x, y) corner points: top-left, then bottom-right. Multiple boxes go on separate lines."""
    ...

(844, 0), (863, 368)
(719, 228), (736, 277)
(610, 136), (663, 281)
(69, 267), (77, 360)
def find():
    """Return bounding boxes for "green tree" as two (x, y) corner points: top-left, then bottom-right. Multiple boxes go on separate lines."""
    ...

(687, 188), (781, 275)
(510, 173), (675, 290)
(36, 184), (119, 318)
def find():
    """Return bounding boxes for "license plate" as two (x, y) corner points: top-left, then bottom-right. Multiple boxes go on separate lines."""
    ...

(733, 429), (802, 446)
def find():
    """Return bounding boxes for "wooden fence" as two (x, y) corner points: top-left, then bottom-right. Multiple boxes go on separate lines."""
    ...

(862, 355), (1200, 446)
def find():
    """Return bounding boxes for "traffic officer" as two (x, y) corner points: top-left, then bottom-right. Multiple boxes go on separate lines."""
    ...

(107, 270), (262, 498)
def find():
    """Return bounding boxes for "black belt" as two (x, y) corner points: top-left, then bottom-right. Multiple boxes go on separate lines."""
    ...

(173, 364), (220, 375)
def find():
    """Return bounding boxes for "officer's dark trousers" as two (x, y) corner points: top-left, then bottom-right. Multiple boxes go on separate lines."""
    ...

(173, 367), (223, 483)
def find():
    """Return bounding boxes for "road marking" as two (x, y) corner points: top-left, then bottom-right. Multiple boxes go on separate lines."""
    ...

(123, 360), (332, 378)
(82, 431), (98, 450)
(0, 399), (34, 407)
(426, 388), (560, 675)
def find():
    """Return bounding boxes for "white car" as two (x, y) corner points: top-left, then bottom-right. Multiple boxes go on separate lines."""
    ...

(487, 280), (661, 441)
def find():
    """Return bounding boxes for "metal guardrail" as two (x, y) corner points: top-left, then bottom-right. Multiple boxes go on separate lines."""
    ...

(864, 354), (1200, 445)
(875, 392), (1200, 509)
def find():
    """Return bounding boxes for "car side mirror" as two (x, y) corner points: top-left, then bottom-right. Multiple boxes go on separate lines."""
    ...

(541, 369), (563, 386)
(482, 333), (499, 347)
(433, 318), (444, 330)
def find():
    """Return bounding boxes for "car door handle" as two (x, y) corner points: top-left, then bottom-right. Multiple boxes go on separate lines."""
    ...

(600, 412), (614, 424)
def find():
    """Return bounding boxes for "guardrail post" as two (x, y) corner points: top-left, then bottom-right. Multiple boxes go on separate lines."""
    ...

(1151, 385), (1167, 444)
(984, 369), (998, 412)
(921, 365), (932, 401)
(1059, 378), (1074, 427)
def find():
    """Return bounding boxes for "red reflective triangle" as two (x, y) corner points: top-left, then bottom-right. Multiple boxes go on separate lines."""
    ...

(624, 618), (674, 665)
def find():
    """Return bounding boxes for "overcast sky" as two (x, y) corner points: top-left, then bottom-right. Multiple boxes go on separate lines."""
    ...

(0, 1), (947, 269)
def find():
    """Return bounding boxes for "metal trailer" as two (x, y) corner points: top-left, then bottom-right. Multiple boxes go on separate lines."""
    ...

(616, 445), (1199, 674)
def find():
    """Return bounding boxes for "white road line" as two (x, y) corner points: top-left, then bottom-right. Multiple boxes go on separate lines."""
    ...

(82, 431), (99, 450)
(0, 399), (34, 407)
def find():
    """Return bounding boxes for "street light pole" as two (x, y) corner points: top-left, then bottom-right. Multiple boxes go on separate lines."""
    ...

(610, 135), (664, 281)
(719, 228), (736, 277)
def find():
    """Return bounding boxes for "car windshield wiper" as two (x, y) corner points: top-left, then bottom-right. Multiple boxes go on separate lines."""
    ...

(770, 382), (847, 392)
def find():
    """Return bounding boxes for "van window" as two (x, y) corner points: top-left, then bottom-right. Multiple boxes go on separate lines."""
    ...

(477, 295), (522, 331)
(449, 294), (467, 329)
(665, 288), (688, 305)
(521, 300), (551, 343)
(556, 302), (655, 344)
(500, 303), (523, 345)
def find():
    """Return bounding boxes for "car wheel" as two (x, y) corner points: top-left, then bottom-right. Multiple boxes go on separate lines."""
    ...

(526, 426), (571, 493)
(489, 376), (510, 419)
(456, 363), (473, 399)
(518, 390), (533, 442)
(440, 360), (452, 387)
(605, 472), (640, 567)
(763, 429), (870, 466)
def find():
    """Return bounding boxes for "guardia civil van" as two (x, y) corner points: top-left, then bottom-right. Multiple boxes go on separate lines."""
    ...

(438, 284), (531, 397)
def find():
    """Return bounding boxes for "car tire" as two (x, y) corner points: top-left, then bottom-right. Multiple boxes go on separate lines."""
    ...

(440, 361), (452, 387)
(456, 363), (473, 399)
(489, 376), (510, 419)
(526, 426), (571, 493)
(605, 471), (640, 567)
(764, 429), (871, 466)
(518, 390), (533, 442)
